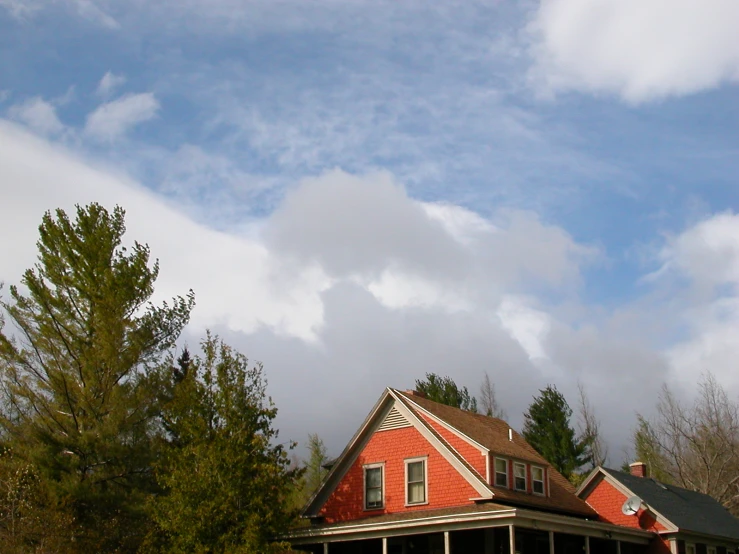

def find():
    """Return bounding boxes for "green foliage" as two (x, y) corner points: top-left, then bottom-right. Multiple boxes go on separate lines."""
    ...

(522, 385), (587, 480)
(0, 204), (194, 552)
(414, 373), (478, 412)
(301, 433), (329, 506)
(145, 333), (302, 554)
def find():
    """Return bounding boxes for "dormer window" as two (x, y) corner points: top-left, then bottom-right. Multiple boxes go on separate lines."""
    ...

(532, 466), (545, 495)
(513, 462), (527, 491)
(494, 458), (508, 487)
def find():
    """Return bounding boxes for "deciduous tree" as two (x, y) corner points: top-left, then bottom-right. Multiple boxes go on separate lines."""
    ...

(479, 372), (506, 419)
(415, 373), (477, 412)
(634, 373), (739, 514)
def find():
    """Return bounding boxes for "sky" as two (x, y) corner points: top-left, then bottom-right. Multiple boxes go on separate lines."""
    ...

(1, 0), (739, 465)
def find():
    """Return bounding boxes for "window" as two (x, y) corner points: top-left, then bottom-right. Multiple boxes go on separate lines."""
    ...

(364, 464), (384, 510)
(494, 458), (508, 488)
(707, 548), (716, 554)
(405, 457), (427, 505)
(514, 462), (527, 491)
(532, 466), (545, 495)
(686, 544), (695, 554)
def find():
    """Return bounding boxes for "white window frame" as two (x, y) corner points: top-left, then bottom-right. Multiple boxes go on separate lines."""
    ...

(404, 456), (429, 506)
(531, 465), (545, 496)
(685, 544), (696, 554)
(707, 547), (716, 554)
(494, 457), (508, 488)
(513, 461), (527, 492)
(363, 462), (385, 510)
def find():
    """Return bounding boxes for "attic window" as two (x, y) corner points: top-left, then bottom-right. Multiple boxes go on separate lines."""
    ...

(494, 458), (508, 488)
(513, 462), (527, 491)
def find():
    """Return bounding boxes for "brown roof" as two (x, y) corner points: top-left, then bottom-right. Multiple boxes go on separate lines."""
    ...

(394, 389), (597, 518)
(302, 502), (515, 531)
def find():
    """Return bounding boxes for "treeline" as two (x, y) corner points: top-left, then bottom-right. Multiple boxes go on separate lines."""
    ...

(0, 205), (302, 553)
(414, 371), (739, 515)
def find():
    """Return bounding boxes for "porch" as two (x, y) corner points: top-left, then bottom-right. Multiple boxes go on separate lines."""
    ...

(286, 504), (653, 554)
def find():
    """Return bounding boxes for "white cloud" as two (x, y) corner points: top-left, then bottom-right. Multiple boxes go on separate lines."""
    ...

(96, 71), (126, 97)
(656, 212), (739, 289)
(85, 93), (159, 141)
(497, 295), (551, 361)
(527, 0), (739, 102)
(0, 120), (328, 341)
(7, 97), (65, 136)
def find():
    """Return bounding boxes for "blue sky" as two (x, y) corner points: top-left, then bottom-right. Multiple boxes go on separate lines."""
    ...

(2, 0), (739, 462)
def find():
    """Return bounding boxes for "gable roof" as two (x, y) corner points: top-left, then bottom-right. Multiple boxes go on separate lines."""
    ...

(394, 390), (597, 518)
(302, 388), (495, 517)
(581, 467), (739, 541)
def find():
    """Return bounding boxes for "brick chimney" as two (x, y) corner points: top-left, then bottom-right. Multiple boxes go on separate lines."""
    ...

(404, 389), (426, 399)
(629, 461), (648, 478)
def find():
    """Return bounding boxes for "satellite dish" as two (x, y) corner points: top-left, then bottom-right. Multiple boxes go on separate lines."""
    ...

(621, 495), (643, 516)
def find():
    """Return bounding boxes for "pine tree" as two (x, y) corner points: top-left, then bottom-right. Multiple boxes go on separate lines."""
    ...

(145, 333), (302, 553)
(0, 204), (194, 552)
(302, 433), (329, 505)
(522, 385), (587, 480)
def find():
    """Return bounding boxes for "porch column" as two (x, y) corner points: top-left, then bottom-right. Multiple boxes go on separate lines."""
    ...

(382, 537), (388, 554)
(509, 525), (515, 554)
(444, 531), (451, 554)
(323, 543), (329, 554)
(585, 536), (590, 554)
(549, 530), (555, 554)
(616, 541), (621, 554)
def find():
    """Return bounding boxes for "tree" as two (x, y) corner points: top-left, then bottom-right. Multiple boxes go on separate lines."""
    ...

(633, 373), (739, 514)
(415, 373), (477, 412)
(0, 204), (195, 552)
(576, 382), (608, 469)
(301, 434), (330, 505)
(479, 372), (506, 419)
(522, 385), (587, 480)
(145, 333), (302, 553)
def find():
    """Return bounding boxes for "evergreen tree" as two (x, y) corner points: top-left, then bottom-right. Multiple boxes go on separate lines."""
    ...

(522, 385), (587, 479)
(0, 204), (194, 552)
(145, 333), (302, 553)
(301, 433), (329, 505)
(415, 373), (478, 412)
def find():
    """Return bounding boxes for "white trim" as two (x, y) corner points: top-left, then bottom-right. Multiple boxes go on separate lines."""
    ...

(685, 543), (696, 554)
(707, 547), (717, 554)
(486, 453), (491, 484)
(304, 389), (396, 516)
(531, 465), (545, 496)
(513, 461), (527, 492)
(390, 390), (493, 499)
(494, 457), (509, 488)
(363, 462), (385, 511)
(285, 505), (653, 545)
(598, 468), (678, 533)
(397, 392), (489, 454)
(405, 456), (429, 506)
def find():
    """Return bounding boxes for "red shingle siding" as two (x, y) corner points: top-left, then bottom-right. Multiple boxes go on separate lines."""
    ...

(585, 479), (668, 532)
(319, 425), (477, 523)
(415, 411), (488, 479)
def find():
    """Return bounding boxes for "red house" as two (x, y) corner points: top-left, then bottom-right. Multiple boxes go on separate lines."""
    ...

(285, 388), (653, 553)
(577, 465), (739, 554)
